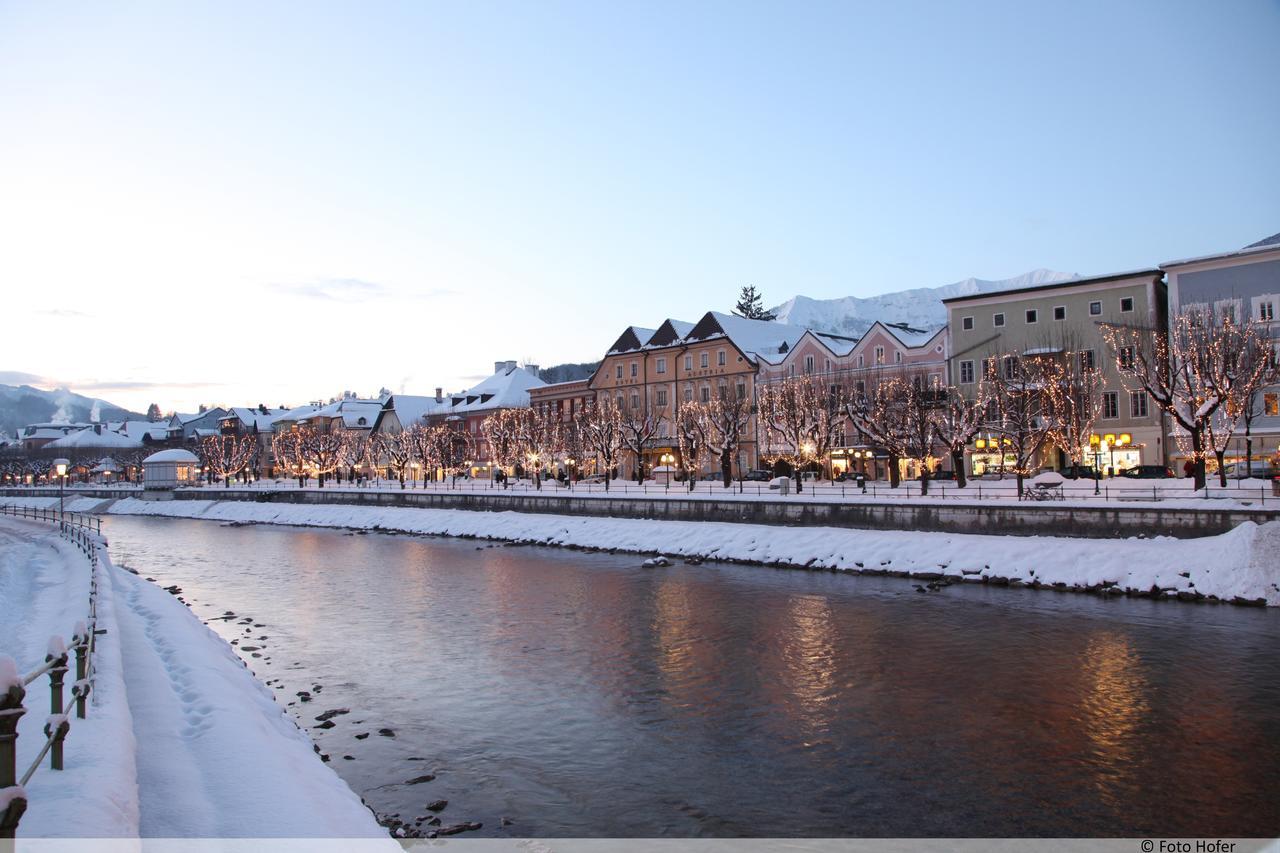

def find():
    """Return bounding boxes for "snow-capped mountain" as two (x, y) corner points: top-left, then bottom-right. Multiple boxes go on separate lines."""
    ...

(0, 384), (139, 439)
(770, 269), (1077, 337)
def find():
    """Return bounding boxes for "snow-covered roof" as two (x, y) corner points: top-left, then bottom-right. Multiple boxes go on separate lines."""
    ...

(144, 448), (199, 464)
(47, 427), (142, 449)
(877, 322), (944, 349)
(607, 326), (657, 354)
(224, 407), (299, 431)
(685, 311), (810, 365)
(283, 399), (382, 429)
(940, 269), (1163, 303)
(375, 394), (450, 431)
(1161, 234), (1280, 269)
(448, 365), (546, 414)
(111, 420), (171, 442)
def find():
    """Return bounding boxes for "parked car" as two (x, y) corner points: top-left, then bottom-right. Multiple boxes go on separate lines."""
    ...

(1223, 462), (1275, 479)
(930, 470), (956, 481)
(1059, 466), (1099, 480)
(743, 470), (773, 482)
(1118, 465), (1174, 479)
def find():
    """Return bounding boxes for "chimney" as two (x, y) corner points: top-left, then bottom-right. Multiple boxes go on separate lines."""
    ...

(495, 361), (506, 374)
(524, 363), (539, 375)
(435, 387), (443, 403)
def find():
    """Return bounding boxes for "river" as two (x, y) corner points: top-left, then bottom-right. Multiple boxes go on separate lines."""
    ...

(101, 515), (1280, 837)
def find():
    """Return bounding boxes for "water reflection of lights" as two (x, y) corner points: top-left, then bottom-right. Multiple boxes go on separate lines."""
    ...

(654, 579), (696, 685)
(1080, 632), (1151, 807)
(778, 595), (838, 738)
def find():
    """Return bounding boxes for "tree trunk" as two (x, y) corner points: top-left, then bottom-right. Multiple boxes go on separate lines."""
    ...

(1215, 449), (1227, 488)
(951, 449), (967, 489)
(1191, 428), (1207, 490)
(887, 453), (901, 488)
(919, 466), (930, 496)
(604, 470), (611, 492)
(400, 473), (405, 489)
(721, 449), (732, 488)
(1015, 471), (1024, 498)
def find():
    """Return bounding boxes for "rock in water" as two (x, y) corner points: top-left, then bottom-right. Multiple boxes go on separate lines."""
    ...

(425, 800), (448, 811)
(406, 774), (436, 785)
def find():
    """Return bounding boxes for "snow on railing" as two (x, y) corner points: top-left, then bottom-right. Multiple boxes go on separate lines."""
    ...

(0, 517), (104, 838)
(0, 504), (102, 535)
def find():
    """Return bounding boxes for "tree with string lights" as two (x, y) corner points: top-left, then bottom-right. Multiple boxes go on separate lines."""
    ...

(674, 401), (711, 492)
(701, 391), (754, 488)
(198, 433), (258, 488)
(1040, 345), (1105, 480)
(757, 375), (823, 492)
(983, 353), (1055, 498)
(371, 429), (414, 488)
(515, 406), (562, 490)
(619, 399), (659, 484)
(930, 383), (988, 489)
(579, 397), (624, 490)
(844, 373), (909, 488)
(482, 408), (524, 487)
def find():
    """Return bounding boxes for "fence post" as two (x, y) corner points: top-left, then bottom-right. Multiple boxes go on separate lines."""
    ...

(45, 637), (69, 771)
(0, 655), (27, 839)
(72, 622), (89, 719)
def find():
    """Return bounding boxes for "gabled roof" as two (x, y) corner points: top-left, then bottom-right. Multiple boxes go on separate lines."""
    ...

(606, 326), (656, 354)
(684, 311), (810, 365)
(645, 319), (696, 348)
(224, 406), (298, 431)
(373, 394), (450, 432)
(285, 399), (383, 429)
(111, 420), (171, 442)
(1162, 233), (1280, 269)
(876, 321), (945, 349)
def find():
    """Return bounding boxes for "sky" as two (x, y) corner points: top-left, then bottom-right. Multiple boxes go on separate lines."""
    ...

(1, 0), (1278, 413)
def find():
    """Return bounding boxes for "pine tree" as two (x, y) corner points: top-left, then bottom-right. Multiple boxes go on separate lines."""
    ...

(145, 403), (162, 422)
(733, 285), (776, 321)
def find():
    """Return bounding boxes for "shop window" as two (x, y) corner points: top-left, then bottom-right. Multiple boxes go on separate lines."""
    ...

(1264, 393), (1279, 416)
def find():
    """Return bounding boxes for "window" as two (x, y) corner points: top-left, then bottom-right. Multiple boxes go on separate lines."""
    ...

(630, 392), (639, 410)
(736, 382), (746, 400)
(962, 316), (974, 331)
(804, 355), (814, 374)
(857, 354), (864, 368)
(656, 388), (667, 406)
(993, 312), (1005, 327)
(1264, 393), (1279, 416)
(825, 358), (831, 371)
(894, 350), (903, 363)
(959, 360), (975, 384)
(700, 352), (709, 369)
(1025, 309), (1038, 324)
(700, 386), (710, 403)
(684, 386), (693, 402)
(630, 362), (638, 378)
(684, 355), (692, 371)
(1118, 346), (1134, 369)
(1120, 297), (1134, 313)
(656, 358), (667, 375)
(717, 350), (726, 366)
(1130, 391), (1148, 418)
(615, 364), (623, 379)
(875, 346), (884, 364)
(1002, 355), (1018, 380)
(1079, 349), (1096, 371)
(1261, 301), (1275, 321)
(982, 358), (996, 379)
(1089, 301), (1102, 316)
(1102, 391), (1119, 419)
(855, 380), (866, 397)
(1053, 306), (1066, 321)
(717, 382), (727, 399)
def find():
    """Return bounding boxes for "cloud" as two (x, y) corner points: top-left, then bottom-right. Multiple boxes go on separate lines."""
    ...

(0, 370), (54, 386)
(37, 309), (92, 318)
(268, 278), (457, 303)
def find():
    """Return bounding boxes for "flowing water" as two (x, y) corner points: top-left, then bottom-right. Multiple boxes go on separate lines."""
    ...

(102, 515), (1280, 837)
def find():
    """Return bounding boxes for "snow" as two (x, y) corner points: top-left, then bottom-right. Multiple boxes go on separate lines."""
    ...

(447, 364), (546, 413)
(95, 497), (1280, 606)
(0, 516), (387, 839)
(142, 448), (199, 464)
(0, 654), (19, 692)
(46, 428), (141, 450)
(771, 269), (1076, 337)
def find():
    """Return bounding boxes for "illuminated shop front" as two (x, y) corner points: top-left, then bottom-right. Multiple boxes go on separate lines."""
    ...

(969, 435), (1017, 476)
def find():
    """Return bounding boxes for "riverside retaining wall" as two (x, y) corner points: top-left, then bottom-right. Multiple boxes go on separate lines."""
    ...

(3, 486), (1275, 538)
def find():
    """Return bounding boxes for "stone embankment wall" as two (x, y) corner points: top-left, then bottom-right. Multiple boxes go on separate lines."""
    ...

(3, 486), (1276, 538)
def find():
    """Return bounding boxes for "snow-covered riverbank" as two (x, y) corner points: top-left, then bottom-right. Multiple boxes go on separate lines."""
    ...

(0, 515), (391, 840)
(16, 494), (1280, 607)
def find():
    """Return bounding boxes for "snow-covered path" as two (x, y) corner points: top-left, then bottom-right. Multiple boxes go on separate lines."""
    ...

(0, 516), (389, 839)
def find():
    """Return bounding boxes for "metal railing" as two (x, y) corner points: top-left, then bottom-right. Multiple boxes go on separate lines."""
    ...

(0, 504), (102, 535)
(0, 511), (104, 838)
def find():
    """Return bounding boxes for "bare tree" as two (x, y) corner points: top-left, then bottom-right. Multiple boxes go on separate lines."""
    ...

(579, 397), (624, 491)
(757, 375), (821, 492)
(482, 408), (524, 487)
(674, 401), (711, 492)
(619, 400), (659, 484)
(931, 384), (986, 489)
(984, 353), (1055, 498)
(198, 433), (257, 488)
(1103, 313), (1246, 490)
(515, 406), (562, 490)
(702, 391), (753, 488)
(372, 429), (415, 488)
(844, 373), (909, 488)
(1041, 348), (1105, 479)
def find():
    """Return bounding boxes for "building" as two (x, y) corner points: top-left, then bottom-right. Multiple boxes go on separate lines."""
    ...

(167, 408), (230, 442)
(1162, 233), (1280, 471)
(424, 362), (547, 478)
(943, 269), (1168, 476)
(370, 391), (450, 436)
(142, 448), (200, 489)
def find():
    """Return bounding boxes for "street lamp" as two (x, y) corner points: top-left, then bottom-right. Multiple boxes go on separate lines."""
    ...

(566, 458), (575, 488)
(659, 452), (674, 489)
(1089, 434), (1102, 494)
(53, 458), (69, 521)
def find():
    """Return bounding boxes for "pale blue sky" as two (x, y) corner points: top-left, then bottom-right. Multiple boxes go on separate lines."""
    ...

(2, 1), (1278, 411)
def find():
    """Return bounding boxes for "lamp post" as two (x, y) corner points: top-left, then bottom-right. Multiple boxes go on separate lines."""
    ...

(1110, 433), (1130, 477)
(659, 452), (674, 489)
(53, 458), (69, 521)
(566, 458), (575, 489)
(1089, 434), (1101, 494)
